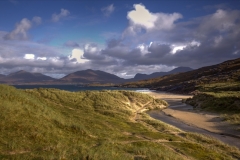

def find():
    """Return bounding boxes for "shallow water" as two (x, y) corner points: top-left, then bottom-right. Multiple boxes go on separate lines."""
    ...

(13, 85), (148, 92)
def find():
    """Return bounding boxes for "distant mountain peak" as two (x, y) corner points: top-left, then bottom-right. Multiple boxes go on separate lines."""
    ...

(131, 67), (193, 82)
(61, 69), (124, 84)
(14, 70), (27, 74)
(3, 70), (55, 84)
(8, 70), (28, 76)
(134, 73), (148, 79)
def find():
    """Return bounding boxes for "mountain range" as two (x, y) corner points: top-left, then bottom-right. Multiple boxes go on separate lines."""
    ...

(131, 67), (193, 81)
(0, 67), (192, 85)
(0, 58), (239, 91)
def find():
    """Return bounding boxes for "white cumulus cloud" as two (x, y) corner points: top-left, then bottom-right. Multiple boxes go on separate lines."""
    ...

(37, 57), (47, 60)
(24, 54), (35, 60)
(69, 49), (88, 63)
(171, 41), (200, 54)
(171, 45), (186, 54)
(127, 4), (157, 29)
(126, 4), (182, 33)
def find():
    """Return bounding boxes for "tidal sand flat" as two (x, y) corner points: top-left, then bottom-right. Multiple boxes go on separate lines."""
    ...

(145, 91), (240, 148)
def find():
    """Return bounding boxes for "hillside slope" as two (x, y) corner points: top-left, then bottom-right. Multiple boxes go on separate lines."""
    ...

(0, 85), (239, 159)
(184, 82), (240, 129)
(121, 58), (240, 94)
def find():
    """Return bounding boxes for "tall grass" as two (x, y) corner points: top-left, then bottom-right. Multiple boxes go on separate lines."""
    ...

(186, 82), (240, 125)
(0, 84), (239, 159)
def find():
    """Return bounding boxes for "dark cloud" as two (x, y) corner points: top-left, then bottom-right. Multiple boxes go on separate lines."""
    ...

(82, 43), (105, 60)
(100, 9), (240, 69)
(63, 8), (240, 76)
(147, 43), (171, 58)
(107, 38), (123, 48)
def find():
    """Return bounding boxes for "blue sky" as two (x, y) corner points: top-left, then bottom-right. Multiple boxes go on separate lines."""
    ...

(0, 0), (240, 78)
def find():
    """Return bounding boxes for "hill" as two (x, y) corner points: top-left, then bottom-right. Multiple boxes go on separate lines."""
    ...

(2, 70), (56, 84)
(0, 84), (239, 159)
(60, 69), (125, 84)
(129, 67), (193, 82)
(121, 58), (240, 94)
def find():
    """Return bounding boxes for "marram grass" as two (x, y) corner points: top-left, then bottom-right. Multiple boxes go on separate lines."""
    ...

(0, 84), (239, 159)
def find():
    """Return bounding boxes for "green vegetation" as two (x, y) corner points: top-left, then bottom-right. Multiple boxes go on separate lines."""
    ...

(197, 82), (240, 92)
(0, 84), (240, 159)
(186, 82), (240, 126)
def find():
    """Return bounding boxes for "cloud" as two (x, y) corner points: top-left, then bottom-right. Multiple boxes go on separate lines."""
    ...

(24, 54), (35, 60)
(125, 4), (182, 36)
(1, 6), (240, 79)
(198, 9), (238, 34)
(69, 49), (89, 63)
(4, 18), (32, 40)
(127, 4), (157, 29)
(32, 16), (42, 25)
(37, 57), (47, 60)
(99, 8), (240, 70)
(52, 9), (70, 22)
(0, 36), (61, 59)
(4, 17), (42, 40)
(101, 4), (115, 17)
(83, 43), (103, 59)
(0, 33), (92, 77)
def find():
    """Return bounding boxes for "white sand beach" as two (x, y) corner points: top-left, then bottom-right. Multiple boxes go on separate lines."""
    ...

(145, 91), (240, 138)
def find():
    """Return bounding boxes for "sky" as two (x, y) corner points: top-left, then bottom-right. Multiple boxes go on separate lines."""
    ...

(0, 0), (240, 79)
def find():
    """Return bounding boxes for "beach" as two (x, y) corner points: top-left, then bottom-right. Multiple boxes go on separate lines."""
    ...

(144, 91), (240, 148)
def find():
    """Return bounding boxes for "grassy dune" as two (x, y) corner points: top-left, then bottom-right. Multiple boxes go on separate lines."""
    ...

(186, 82), (240, 127)
(0, 85), (240, 159)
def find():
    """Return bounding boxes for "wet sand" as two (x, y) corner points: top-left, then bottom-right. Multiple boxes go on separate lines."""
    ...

(144, 91), (240, 149)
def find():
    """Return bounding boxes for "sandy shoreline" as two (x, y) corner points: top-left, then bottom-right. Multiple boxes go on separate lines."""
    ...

(144, 91), (240, 138)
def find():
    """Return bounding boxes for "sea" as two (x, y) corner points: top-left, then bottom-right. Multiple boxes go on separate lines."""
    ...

(13, 85), (151, 92)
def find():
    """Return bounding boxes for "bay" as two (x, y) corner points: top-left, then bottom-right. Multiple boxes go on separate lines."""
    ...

(13, 85), (149, 92)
